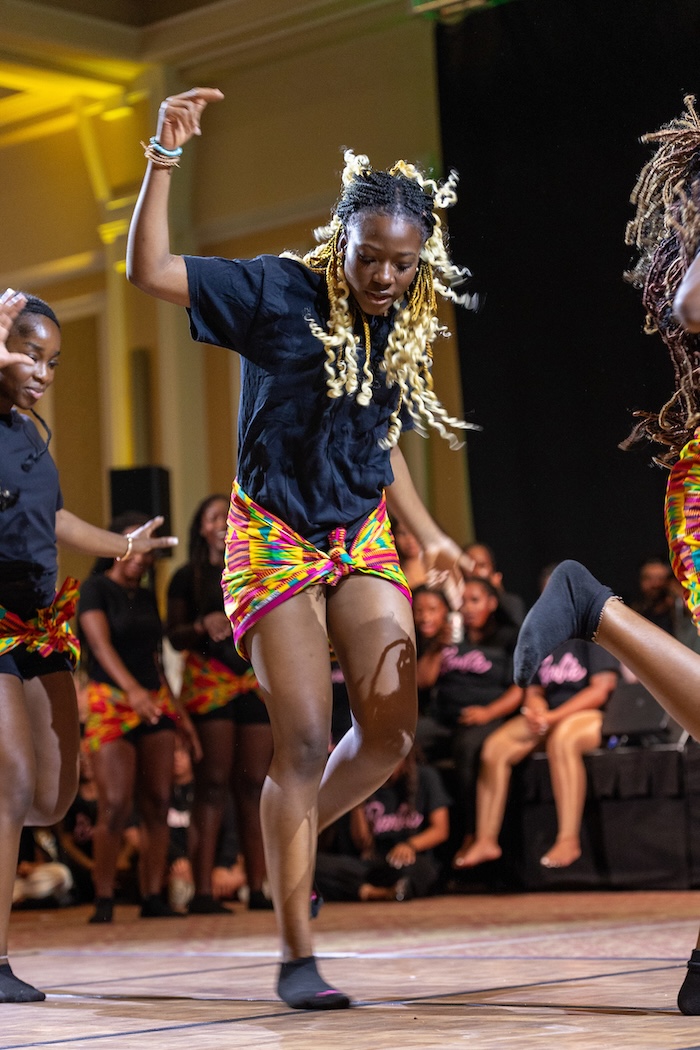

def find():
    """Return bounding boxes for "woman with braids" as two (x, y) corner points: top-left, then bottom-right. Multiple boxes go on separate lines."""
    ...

(511, 96), (700, 1015)
(167, 494), (273, 913)
(0, 289), (176, 1001)
(127, 87), (475, 1010)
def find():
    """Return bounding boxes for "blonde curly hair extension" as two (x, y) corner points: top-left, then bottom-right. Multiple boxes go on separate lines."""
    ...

(283, 149), (478, 449)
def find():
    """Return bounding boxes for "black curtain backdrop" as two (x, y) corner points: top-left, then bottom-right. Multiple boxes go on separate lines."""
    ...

(436, 0), (700, 605)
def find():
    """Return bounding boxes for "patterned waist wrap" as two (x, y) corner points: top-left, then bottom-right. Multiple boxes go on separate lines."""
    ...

(665, 429), (700, 630)
(179, 650), (259, 716)
(0, 576), (80, 669)
(83, 681), (176, 752)
(222, 480), (411, 659)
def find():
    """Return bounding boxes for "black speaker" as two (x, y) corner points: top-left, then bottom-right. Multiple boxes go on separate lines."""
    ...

(109, 466), (172, 556)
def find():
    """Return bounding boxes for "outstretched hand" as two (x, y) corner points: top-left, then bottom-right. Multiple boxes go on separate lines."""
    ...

(127, 516), (178, 556)
(155, 87), (224, 152)
(0, 289), (32, 370)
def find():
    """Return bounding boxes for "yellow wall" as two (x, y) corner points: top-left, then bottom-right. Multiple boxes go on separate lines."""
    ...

(0, 2), (474, 591)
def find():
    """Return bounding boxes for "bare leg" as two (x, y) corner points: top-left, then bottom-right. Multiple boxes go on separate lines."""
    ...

(319, 574), (417, 831)
(456, 716), (537, 867)
(0, 669), (79, 1001)
(541, 710), (602, 868)
(136, 729), (176, 900)
(91, 738), (137, 901)
(189, 718), (234, 898)
(233, 721), (273, 897)
(247, 587), (349, 1009)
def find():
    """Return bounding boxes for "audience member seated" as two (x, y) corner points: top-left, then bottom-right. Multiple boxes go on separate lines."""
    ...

(314, 746), (450, 902)
(413, 586), (451, 714)
(415, 577), (521, 852)
(392, 516), (428, 590)
(56, 741), (102, 905)
(464, 542), (527, 627)
(13, 827), (73, 909)
(455, 636), (619, 871)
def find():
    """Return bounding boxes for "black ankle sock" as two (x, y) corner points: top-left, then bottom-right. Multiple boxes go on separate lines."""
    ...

(678, 948), (700, 1014)
(188, 894), (234, 915)
(0, 962), (45, 1003)
(514, 560), (614, 686)
(277, 956), (351, 1010)
(88, 897), (114, 924)
(247, 890), (273, 911)
(140, 895), (180, 918)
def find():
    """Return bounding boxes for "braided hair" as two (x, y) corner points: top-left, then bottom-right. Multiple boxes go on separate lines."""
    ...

(284, 150), (478, 450)
(621, 96), (700, 466)
(16, 293), (60, 330)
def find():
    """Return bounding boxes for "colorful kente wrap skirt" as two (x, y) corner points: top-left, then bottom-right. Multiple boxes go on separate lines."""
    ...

(83, 681), (176, 752)
(666, 429), (700, 631)
(178, 650), (260, 716)
(0, 576), (80, 669)
(222, 480), (411, 659)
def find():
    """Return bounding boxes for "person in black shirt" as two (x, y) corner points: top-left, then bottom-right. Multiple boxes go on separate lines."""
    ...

(0, 290), (176, 1001)
(78, 514), (197, 924)
(167, 494), (273, 913)
(127, 86), (476, 1010)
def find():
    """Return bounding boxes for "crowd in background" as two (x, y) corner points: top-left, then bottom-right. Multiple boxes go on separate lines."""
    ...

(15, 512), (694, 915)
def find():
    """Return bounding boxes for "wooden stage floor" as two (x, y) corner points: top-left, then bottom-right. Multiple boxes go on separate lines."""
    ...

(4, 890), (700, 1049)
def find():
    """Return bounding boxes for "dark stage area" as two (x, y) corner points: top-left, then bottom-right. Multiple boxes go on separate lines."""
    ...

(437, 0), (700, 604)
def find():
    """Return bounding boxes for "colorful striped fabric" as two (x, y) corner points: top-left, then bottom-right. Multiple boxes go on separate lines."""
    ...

(222, 480), (411, 658)
(665, 430), (700, 630)
(0, 576), (80, 669)
(83, 681), (176, 751)
(179, 650), (260, 715)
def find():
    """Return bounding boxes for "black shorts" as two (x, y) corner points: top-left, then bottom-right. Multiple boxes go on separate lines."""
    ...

(0, 644), (73, 681)
(190, 691), (270, 727)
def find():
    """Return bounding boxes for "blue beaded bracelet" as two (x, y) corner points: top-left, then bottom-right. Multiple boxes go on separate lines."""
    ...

(149, 137), (183, 158)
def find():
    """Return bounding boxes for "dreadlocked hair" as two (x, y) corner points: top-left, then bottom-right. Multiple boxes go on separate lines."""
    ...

(282, 150), (478, 450)
(621, 95), (700, 466)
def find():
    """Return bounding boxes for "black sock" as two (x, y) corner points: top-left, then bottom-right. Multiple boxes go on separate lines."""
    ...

(310, 887), (323, 919)
(0, 962), (45, 1003)
(678, 948), (700, 1014)
(140, 894), (180, 918)
(277, 956), (351, 1010)
(514, 560), (614, 686)
(247, 890), (273, 911)
(88, 897), (113, 924)
(188, 894), (234, 915)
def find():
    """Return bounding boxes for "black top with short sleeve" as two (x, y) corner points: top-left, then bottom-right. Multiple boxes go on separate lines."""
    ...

(167, 560), (251, 675)
(78, 573), (162, 691)
(534, 639), (619, 710)
(364, 764), (452, 855)
(0, 409), (63, 618)
(185, 254), (411, 549)
(432, 636), (514, 728)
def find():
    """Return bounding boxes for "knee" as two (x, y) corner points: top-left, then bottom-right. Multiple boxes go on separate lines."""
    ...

(275, 725), (330, 782)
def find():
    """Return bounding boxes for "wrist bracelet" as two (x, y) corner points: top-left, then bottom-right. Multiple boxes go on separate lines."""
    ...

(141, 142), (181, 169)
(116, 534), (134, 562)
(149, 137), (182, 159)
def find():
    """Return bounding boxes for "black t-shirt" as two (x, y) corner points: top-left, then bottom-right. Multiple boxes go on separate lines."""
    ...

(433, 636), (514, 727)
(185, 253), (412, 548)
(534, 639), (619, 710)
(78, 574), (162, 691)
(167, 560), (250, 674)
(0, 409), (63, 617)
(364, 764), (451, 855)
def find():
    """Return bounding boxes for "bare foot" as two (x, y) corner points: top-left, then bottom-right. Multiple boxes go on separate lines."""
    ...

(540, 838), (582, 868)
(358, 883), (394, 901)
(452, 840), (502, 868)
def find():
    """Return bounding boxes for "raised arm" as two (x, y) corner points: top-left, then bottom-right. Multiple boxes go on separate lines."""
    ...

(126, 87), (224, 306)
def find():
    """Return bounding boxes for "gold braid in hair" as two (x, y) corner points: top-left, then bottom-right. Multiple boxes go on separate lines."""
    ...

(283, 149), (478, 448)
